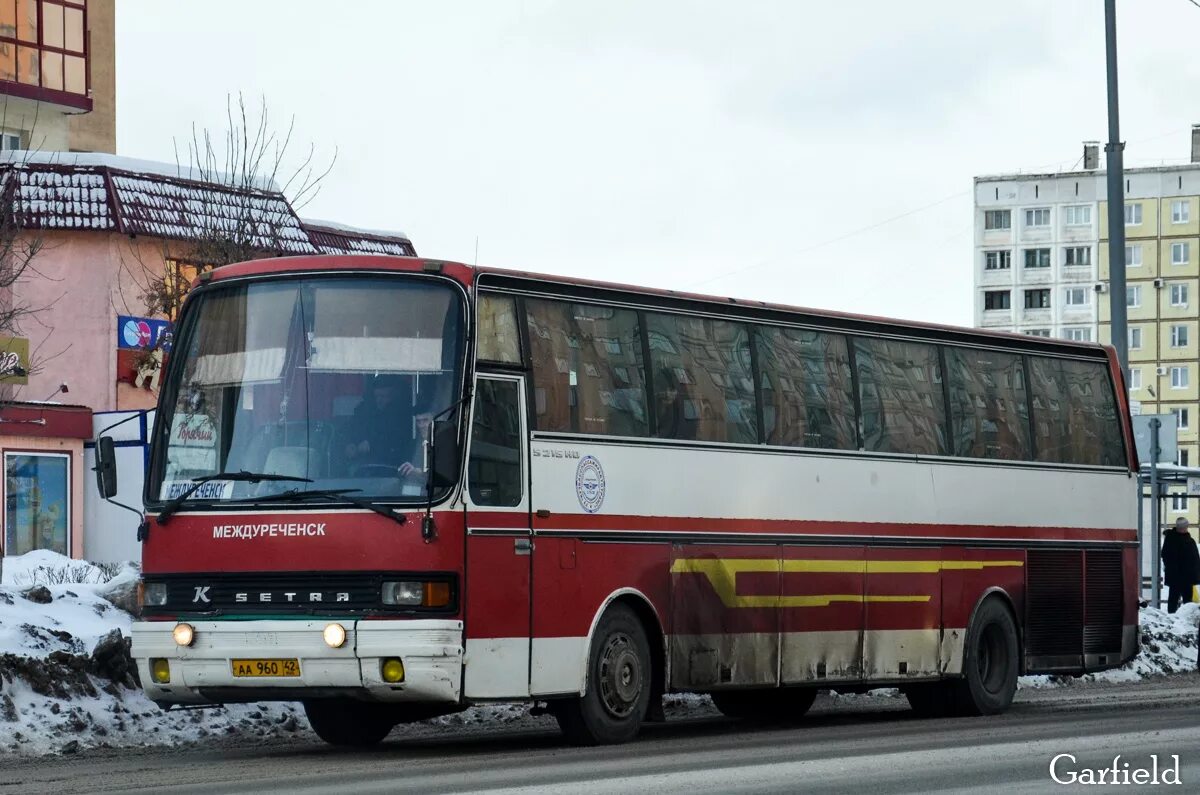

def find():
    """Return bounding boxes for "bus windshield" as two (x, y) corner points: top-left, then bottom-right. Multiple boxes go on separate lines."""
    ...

(149, 276), (465, 506)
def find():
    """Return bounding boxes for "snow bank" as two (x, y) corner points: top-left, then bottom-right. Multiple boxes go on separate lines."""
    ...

(0, 551), (306, 757)
(2, 549), (1198, 757)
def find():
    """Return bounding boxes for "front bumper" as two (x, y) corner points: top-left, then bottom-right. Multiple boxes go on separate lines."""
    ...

(131, 619), (463, 705)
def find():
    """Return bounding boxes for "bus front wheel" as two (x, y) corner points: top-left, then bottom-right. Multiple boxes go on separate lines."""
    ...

(555, 604), (652, 746)
(303, 700), (395, 747)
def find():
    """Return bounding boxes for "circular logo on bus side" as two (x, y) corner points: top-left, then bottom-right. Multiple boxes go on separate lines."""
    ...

(575, 455), (606, 513)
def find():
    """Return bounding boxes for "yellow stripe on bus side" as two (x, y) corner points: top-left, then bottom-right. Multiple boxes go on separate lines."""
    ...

(668, 558), (1024, 609)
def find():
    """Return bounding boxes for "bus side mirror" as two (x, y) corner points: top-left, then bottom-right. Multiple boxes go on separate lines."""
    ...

(94, 436), (118, 499)
(430, 419), (461, 488)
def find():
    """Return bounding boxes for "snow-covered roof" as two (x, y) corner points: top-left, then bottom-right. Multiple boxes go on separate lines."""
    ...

(0, 157), (317, 254)
(0, 154), (418, 257)
(302, 217), (416, 257)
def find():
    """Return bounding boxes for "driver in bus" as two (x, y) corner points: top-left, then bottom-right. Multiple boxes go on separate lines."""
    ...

(343, 375), (411, 470)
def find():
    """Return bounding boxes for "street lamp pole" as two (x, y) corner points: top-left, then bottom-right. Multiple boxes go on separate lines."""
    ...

(1105, 0), (1128, 374)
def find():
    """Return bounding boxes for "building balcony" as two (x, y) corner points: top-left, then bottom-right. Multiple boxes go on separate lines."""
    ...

(1021, 308), (1052, 324)
(979, 310), (1014, 327)
(0, 1), (92, 113)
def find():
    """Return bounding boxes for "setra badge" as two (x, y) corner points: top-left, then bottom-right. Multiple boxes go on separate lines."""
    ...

(575, 455), (606, 513)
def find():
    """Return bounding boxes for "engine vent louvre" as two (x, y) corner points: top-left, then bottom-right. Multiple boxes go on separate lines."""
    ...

(1026, 550), (1083, 656)
(1084, 550), (1124, 653)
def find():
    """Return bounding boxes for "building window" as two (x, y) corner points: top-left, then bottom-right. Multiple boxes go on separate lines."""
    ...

(1171, 283), (1190, 307)
(1171, 366), (1189, 389)
(1125, 203), (1143, 226)
(1064, 246), (1091, 267)
(1172, 493), (1188, 512)
(984, 210), (1011, 230)
(1025, 329), (1051, 337)
(1171, 324), (1190, 348)
(983, 290), (1011, 310)
(3, 452), (70, 557)
(1127, 285), (1142, 308)
(1129, 326), (1143, 349)
(1024, 248), (1051, 269)
(1172, 200), (1191, 224)
(0, 131), (20, 150)
(1172, 242), (1191, 266)
(1024, 208), (1051, 228)
(0, 1), (89, 98)
(984, 250), (1011, 271)
(1126, 244), (1143, 267)
(1172, 407), (1191, 430)
(1128, 367), (1142, 389)
(1024, 289), (1051, 309)
(1064, 287), (1089, 307)
(1064, 328), (1091, 342)
(1064, 205), (1092, 226)
(1179, 448), (1190, 468)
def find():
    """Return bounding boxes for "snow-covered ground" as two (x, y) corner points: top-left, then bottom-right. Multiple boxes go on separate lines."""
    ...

(1, 550), (1198, 757)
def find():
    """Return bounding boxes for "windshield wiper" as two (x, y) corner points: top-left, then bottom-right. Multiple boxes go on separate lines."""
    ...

(157, 471), (312, 524)
(247, 488), (409, 527)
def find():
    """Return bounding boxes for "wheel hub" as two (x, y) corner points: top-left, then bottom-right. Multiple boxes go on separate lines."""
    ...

(598, 632), (642, 717)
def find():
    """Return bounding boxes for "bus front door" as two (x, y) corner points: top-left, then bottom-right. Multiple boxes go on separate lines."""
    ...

(462, 374), (532, 699)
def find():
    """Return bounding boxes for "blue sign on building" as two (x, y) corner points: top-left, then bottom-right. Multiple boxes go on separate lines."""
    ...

(116, 315), (172, 352)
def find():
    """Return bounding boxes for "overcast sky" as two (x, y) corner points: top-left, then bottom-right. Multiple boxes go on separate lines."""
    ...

(117, 0), (1200, 326)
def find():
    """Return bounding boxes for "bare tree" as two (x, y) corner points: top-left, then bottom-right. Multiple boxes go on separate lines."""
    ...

(116, 93), (336, 384)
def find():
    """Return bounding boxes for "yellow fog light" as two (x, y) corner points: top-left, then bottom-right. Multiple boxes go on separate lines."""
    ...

(150, 658), (171, 684)
(381, 657), (405, 683)
(172, 623), (195, 647)
(323, 622), (347, 649)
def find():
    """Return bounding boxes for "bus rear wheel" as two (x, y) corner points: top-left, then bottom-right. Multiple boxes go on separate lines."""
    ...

(710, 687), (817, 721)
(956, 598), (1019, 715)
(303, 700), (395, 747)
(555, 604), (652, 746)
(905, 598), (1019, 718)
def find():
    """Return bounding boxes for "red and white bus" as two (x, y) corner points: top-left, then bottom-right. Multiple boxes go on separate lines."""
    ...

(100, 255), (1138, 747)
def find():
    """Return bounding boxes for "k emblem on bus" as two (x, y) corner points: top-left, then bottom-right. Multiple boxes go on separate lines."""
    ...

(575, 455), (606, 513)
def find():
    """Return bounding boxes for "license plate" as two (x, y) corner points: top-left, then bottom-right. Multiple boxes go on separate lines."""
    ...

(231, 659), (301, 678)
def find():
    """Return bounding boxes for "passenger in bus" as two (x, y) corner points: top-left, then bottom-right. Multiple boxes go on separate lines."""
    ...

(396, 404), (435, 488)
(1161, 517), (1200, 613)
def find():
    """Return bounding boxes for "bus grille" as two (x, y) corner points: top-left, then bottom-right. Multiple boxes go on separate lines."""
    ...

(1083, 550), (1124, 653)
(1025, 550), (1084, 657)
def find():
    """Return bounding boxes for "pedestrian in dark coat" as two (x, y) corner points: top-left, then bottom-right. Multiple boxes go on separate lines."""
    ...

(1161, 517), (1200, 613)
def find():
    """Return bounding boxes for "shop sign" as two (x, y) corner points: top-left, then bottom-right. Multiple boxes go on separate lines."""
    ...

(0, 336), (29, 385)
(117, 315), (172, 351)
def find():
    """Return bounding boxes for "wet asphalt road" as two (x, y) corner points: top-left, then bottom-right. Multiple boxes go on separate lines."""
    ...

(3, 676), (1199, 794)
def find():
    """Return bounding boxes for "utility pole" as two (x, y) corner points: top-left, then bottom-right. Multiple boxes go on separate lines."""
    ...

(1105, 0), (1128, 374)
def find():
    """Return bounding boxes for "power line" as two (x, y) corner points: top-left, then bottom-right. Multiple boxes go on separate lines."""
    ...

(687, 189), (969, 289)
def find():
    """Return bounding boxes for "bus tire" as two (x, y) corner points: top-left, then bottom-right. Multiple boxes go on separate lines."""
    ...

(555, 604), (652, 746)
(303, 700), (394, 747)
(710, 687), (817, 721)
(954, 597), (1019, 716)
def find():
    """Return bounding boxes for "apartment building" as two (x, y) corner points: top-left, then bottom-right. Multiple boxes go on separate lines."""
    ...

(975, 131), (1200, 524)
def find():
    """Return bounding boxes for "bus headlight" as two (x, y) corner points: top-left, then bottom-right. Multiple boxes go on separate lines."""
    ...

(172, 623), (195, 647)
(142, 582), (168, 607)
(323, 622), (347, 648)
(382, 581), (451, 608)
(381, 581), (423, 606)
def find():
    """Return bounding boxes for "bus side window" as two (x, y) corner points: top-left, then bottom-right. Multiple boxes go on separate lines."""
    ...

(468, 379), (524, 507)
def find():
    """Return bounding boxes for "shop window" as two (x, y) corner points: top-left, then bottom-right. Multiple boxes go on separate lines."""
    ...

(4, 452), (70, 557)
